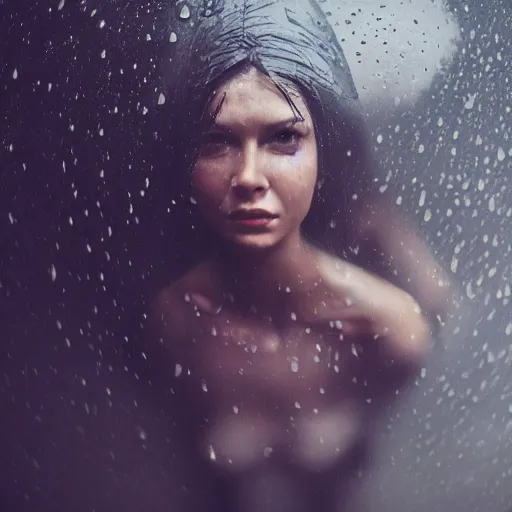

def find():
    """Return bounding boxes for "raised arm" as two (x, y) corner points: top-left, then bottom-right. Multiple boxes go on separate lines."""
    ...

(358, 193), (453, 325)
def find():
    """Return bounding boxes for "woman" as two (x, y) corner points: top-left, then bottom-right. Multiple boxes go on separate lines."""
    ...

(150, 0), (441, 510)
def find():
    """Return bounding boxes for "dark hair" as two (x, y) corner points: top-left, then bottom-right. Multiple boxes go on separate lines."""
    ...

(156, 0), (375, 269)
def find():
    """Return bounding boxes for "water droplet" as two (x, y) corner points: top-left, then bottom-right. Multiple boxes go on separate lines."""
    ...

(57, 0), (65, 10)
(290, 358), (299, 372)
(137, 427), (147, 440)
(50, 264), (57, 282)
(100, 49), (106, 59)
(179, 4), (191, 19)
(99, 20), (106, 28)
(419, 190), (426, 207)
(464, 93), (476, 110)
(158, 92), (166, 105)
(466, 281), (476, 299)
(175, 364), (183, 377)
(169, 31), (178, 43)
(497, 147), (506, 162)
(12, 68), (18, 79)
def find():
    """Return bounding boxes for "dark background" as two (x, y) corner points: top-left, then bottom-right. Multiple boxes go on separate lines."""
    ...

(1, 0), (510, 511)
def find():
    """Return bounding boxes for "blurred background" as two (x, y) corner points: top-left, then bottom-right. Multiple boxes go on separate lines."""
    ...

(1, 0), (510, 510)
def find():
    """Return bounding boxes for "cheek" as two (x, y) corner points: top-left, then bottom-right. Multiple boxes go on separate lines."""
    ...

(192, 162), (231, 207)
(284, 150), (318, 202)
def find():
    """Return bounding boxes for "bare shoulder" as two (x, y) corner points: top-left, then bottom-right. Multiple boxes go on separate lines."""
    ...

(151, 258), (220, 341)
(316, 249), (399, 296)
(315, 248), (429, 361)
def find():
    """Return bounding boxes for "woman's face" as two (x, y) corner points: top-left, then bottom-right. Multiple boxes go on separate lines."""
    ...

(192, 67), (318, 251)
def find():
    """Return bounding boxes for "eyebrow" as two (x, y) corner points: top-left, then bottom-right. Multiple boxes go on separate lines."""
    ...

(210, 117), (304, 132)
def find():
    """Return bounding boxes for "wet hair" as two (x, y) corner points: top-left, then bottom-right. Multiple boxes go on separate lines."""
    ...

(159, 0), (375, 266)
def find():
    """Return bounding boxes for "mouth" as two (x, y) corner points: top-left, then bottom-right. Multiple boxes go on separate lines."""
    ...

(228, 209), (278, 227)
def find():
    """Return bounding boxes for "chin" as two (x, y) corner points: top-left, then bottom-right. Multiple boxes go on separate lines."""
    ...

(225, 233), (283, 252)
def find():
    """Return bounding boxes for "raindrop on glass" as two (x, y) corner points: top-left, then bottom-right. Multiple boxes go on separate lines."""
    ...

(179, 4), (191, 19)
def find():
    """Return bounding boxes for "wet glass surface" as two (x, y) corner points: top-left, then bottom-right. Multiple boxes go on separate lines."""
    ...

(1, 1), (511, 511)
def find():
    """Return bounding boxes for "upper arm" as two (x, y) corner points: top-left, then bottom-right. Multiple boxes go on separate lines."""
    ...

(358, 195), (452, 325)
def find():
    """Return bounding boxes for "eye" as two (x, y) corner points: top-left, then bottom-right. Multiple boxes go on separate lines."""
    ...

(198, 131), (233, 158)
(269, 129), (302, 153)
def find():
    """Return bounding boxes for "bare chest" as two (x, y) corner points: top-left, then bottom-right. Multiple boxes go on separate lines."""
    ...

(180, 310), (365, 409)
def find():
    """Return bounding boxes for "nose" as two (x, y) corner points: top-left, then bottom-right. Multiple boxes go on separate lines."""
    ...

(231, 142), (269, 199)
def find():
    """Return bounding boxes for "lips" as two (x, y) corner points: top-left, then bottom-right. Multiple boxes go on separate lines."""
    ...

(228, 209), (278, 227)
(229, 209), (278, 220)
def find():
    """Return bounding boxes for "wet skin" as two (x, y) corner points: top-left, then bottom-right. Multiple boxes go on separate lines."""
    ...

(152, 68), (430, 509)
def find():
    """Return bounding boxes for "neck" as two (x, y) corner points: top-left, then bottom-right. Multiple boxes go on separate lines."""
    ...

(215, 232), (323, 318)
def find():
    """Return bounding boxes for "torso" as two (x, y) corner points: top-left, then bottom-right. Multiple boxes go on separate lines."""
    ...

(154, 255), (402, 473)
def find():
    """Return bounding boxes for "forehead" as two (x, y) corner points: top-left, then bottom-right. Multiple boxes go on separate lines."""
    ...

(208, 68), (312, 124)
